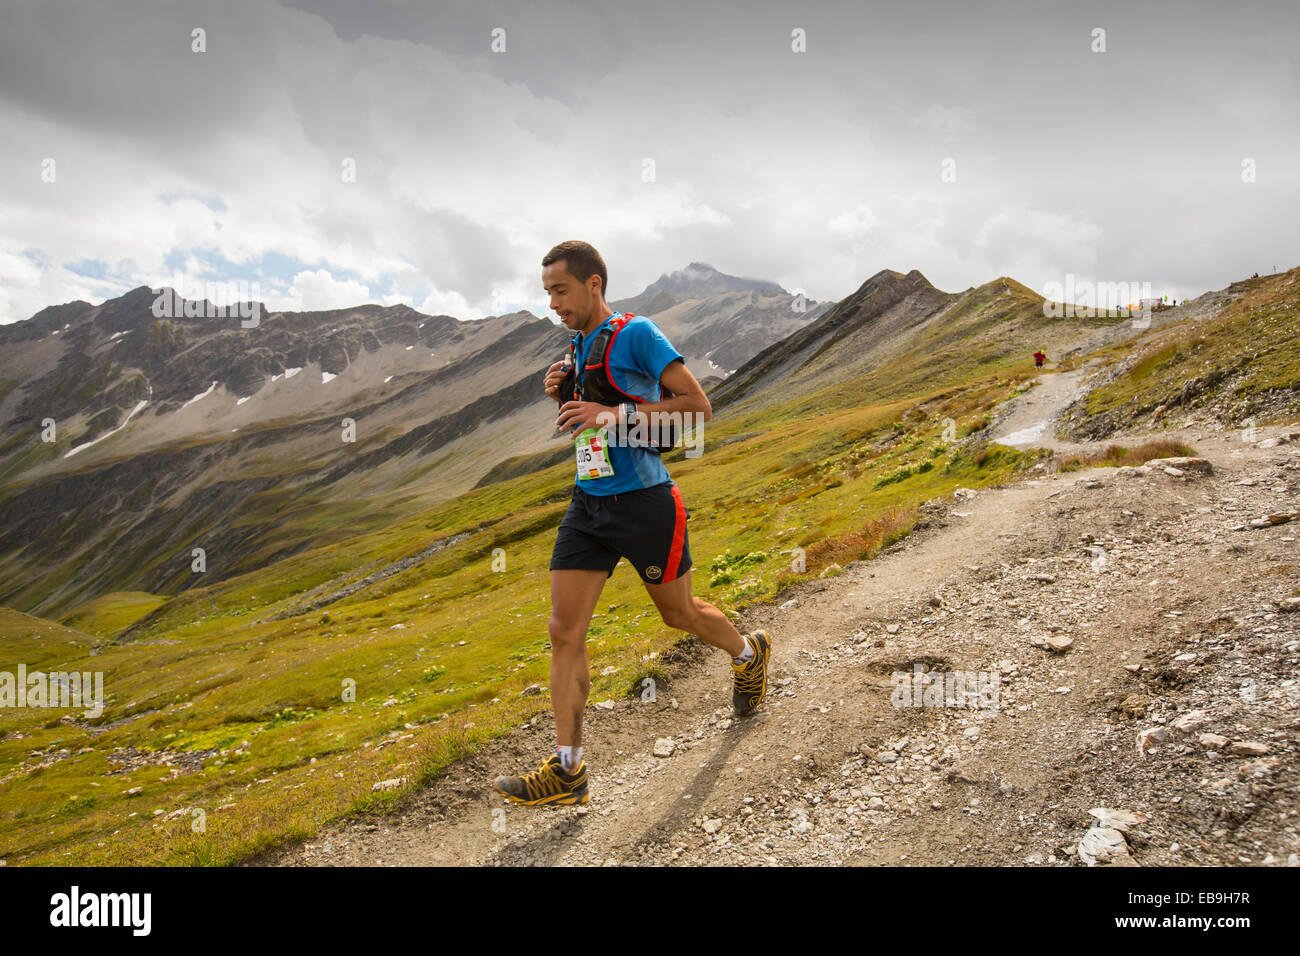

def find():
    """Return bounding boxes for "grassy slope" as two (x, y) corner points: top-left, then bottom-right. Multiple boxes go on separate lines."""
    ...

(726, 277), (1131, 429)
(1083, 268), (1300, 423)
(57, 592), (171, 640)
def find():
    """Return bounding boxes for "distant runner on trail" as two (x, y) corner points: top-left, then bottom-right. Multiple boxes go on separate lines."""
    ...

(1033, 349), (1046, 367)
(492, 239), (771, 807)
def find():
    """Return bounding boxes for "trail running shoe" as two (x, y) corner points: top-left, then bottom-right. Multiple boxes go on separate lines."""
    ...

(493, 752), (589, 806)
(732, 629), (771, 716)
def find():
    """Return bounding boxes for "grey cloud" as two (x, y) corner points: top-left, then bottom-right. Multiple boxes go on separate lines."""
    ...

(0, 0), (1296, 323)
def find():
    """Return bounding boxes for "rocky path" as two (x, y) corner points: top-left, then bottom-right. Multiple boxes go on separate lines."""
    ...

(246, 420), (1300, 867)
(988, 361), (1105, 454)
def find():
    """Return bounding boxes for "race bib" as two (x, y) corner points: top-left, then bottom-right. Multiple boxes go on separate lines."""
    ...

(575, 427), (615, 480)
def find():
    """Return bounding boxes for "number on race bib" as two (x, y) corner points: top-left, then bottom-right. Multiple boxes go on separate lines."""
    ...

(575, 427), (615, 479)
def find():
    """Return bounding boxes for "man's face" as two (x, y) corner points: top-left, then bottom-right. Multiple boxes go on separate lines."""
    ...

(543, 260), (594, 332)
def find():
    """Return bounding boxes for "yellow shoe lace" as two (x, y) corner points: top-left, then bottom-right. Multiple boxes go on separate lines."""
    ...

(523, 755), (581, 800)
(736, 665), (764, 695)
(734, 639), (766, 694)
(522, 757), (561, 800)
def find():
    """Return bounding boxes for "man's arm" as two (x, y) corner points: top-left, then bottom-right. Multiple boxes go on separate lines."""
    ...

(553, 359), (712, 432)
(631, 358), (712, 422)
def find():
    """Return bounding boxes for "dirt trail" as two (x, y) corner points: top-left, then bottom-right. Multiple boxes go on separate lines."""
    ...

(988, 362), (1104, 454)
(247, 399), (1300, 867)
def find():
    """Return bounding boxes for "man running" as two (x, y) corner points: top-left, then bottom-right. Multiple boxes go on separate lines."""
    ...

(492, 239), (771, 807)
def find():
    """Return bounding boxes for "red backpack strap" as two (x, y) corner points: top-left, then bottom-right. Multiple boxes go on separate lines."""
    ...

(602, 314), (647, 404)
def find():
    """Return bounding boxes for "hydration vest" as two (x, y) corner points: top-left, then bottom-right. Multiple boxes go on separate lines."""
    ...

(557, 313), (678, 453)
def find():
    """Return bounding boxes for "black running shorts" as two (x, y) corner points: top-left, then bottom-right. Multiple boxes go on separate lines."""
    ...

(550, 481), (692, 583)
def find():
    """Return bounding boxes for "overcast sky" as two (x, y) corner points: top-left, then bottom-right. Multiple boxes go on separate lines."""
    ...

(1, 0), (1296, 325)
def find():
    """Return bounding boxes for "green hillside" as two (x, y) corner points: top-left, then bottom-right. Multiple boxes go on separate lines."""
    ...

(1066, 267), (1300, 436)
(57, 592), (171, 640)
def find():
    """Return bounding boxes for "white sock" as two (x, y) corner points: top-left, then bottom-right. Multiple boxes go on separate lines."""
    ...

(555, 744), (582, 773)
(732, 635), (754, 664)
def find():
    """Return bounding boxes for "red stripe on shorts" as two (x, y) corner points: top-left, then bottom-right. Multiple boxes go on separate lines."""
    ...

(665, 484), (687, 581)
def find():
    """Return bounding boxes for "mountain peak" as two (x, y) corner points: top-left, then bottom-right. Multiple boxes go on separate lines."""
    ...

(646, 261), (780, 293)
(855, 268), (937, 297)
(611, 262), (786, 316)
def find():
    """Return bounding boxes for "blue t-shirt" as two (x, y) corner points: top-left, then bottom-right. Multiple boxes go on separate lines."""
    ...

(570, 312), (684, 494)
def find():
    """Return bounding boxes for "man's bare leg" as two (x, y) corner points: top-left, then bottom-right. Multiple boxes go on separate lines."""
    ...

(549, 568), (608, 748)
(642, 569), (746, 656)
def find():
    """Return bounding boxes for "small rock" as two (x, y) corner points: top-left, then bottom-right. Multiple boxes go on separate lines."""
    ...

(1078, 827), (1136, 866)
(702, 817), (723, 835)
(1240, 758), (1280, 778)
(1251, 511), (1298, 528)
(779, 599), (799, 611)
(1137, 726), (1168, 755)
(1227, 741), (1270, 757)
(653, 738), (676, 758)
(521, 684), (543, 697)
(371, 777), (407, 792)
(1198, 733), (1229, 749)
(1170, 710), (1209, 735)
(1205, 776), (1236, 794)
(1046, 636), (1073, 653)
(1117, 694), (1148, 718)
(1145, 456), (1212, 475)
(1088, 808), (1148, 832)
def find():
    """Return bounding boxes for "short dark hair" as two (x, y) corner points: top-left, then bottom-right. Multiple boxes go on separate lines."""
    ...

(542, 240), (608, 299)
